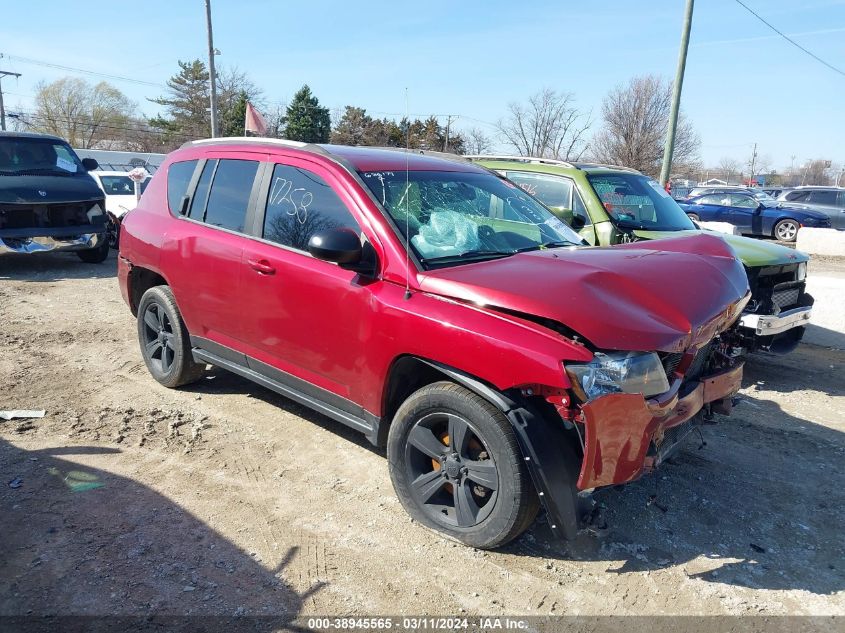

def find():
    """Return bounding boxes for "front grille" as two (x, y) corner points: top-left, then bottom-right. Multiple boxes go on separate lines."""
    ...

(686, 341), (713, 381)
(661, 352), (684, 378)
(655, 415), (700, 463)
(772, 287), (800, 311)
(0, 203), (94, 231)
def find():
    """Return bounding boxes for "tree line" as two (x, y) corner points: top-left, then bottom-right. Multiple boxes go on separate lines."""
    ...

(15, 57), (835, 183)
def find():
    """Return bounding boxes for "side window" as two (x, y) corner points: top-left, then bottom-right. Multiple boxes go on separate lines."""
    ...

(203, 159), (259, 232)
(262, 163), (361, 252)
(572, 189), (592, 226)
(786, 191), (811, 202)
(506, 171), (572, 209)
(167, 159), (198, 214)
(730, 194), (758, 208)
(188, 160), (216, 219)
(810, 190), (837, 205)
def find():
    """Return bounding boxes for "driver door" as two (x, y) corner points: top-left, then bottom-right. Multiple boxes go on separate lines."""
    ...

(727, 194), (758, 234)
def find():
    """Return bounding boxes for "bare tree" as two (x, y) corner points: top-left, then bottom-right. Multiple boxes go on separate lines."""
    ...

(496, 89), (590, 160)
(464, 127), (493, 155)
(718, 157), (741, 184)
(30, 77), (136, 148)
(591, 75), (700, 177)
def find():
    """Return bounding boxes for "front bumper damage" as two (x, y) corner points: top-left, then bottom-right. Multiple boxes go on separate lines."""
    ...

(739, 305), (812, 336)
(0, 231), (104, 254)
(577, 363), (743, 490)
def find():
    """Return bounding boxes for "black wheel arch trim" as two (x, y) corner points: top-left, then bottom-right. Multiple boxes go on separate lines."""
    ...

(415, 359), (582, 540)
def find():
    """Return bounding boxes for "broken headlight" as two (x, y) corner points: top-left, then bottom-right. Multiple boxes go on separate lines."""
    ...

(565, 351), (670, 402)
(797, 262), (807, 281)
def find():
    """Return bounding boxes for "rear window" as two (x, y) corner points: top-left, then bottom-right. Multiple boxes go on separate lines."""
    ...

(167, 160), (198, 214)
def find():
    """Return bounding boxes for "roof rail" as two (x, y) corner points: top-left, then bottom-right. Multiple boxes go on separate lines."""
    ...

(571, 162), (641, 173)
(464, 155), (576, 168)
(180, 137), (318, 151)
(367, 147), (472, 162)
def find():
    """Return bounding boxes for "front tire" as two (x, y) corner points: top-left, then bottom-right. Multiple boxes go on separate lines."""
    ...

(76, 238), (110, 263)
(137, 286), (205, 388)
(774, 218), (799, 242)
(387, 381), (539, 549)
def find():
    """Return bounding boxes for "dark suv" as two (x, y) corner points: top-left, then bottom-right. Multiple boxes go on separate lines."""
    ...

(118, 139), (749, 548)
(0, 132), (109, 262)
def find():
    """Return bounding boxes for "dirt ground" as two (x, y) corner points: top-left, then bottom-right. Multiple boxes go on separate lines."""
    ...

(1, 251), (843, 620)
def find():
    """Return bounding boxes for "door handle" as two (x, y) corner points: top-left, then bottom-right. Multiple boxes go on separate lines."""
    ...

(248, 258), (276, 275)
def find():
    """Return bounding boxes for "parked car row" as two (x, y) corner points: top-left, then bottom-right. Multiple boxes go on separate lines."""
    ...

(0, 131), (823, 548)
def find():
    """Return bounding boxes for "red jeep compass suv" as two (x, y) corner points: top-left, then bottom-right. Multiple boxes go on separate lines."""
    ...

(118, 139), (749, 548)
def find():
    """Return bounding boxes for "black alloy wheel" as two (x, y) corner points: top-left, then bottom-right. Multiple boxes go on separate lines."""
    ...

(141, 301), (176, 375)
(404, 411), (499, 528)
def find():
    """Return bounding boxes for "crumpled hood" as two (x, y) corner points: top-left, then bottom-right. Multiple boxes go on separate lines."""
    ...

(418, 233), (750, 353)
(633, 228), (808, 267)
(0, 173), (103, 204)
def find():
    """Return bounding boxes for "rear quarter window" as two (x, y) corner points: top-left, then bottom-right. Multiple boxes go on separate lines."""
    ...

(167, 159), (198, 214)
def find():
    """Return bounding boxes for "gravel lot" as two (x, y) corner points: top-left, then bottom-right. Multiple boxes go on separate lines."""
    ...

(1, 252), (843, 620)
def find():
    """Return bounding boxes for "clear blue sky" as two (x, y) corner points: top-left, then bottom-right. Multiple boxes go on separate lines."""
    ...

(2, 0), (843, 170)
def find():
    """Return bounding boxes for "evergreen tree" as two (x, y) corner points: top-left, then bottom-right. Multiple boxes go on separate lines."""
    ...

(220, 90), (249, 137)
(284, 85), (331, 143)
(149, 60), (210, 144)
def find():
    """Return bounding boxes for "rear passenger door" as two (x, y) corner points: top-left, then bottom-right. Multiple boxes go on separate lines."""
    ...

(238, 156), (374, 412)
(162, 152), (265, 353)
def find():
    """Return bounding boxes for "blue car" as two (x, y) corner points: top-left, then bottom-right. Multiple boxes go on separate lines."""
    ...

(678, 191), (831, 242)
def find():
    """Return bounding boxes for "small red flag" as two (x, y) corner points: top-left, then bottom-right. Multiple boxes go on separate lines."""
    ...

(244, 101), (268, 136)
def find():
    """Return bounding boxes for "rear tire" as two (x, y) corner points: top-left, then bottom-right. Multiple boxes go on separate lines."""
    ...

(387, 381), (539, 549)
(773, 218), (799, 242)
(76, 238), (110, 263)
(686, 212), (700, 222)
(137, 285), (205, 388)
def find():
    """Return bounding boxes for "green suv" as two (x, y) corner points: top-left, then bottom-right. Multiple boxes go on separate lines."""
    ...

(469, 156), (812, 355)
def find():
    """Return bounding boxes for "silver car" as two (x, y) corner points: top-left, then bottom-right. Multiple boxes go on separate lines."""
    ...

(777, 187), (845, 229)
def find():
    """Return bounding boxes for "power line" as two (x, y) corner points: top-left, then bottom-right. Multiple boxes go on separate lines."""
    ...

(0, 53), (166, 88)
(733, 0), (845, 78)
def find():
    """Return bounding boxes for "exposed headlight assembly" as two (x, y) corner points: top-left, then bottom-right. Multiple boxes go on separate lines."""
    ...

(797, 262), (807, 281)
(565, 351), (670, 402)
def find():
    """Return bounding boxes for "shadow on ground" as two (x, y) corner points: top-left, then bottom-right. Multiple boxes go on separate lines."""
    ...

(0, 439), (322, 627)
(0, 252), (117, 282)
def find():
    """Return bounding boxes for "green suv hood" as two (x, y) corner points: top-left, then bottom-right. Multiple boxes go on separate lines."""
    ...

(633, 229), (808, 267)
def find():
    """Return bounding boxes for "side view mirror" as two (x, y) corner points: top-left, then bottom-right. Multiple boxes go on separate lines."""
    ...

(570, 215), (586, 230)
(81, 157), (98, 171)
(308, 228), (364, 265)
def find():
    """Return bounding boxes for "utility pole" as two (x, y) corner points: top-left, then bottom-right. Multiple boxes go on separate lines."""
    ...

(204, 0), (219, 138)
(0, 70), (23, 131)
(444, 114), (454, 152)
(660, 0), (694, 187)
(749, 142), (758, 185)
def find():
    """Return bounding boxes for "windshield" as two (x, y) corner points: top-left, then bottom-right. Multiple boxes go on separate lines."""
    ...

(359, 170), (584, 267)
(0, 137), (85, 176)
(99, 175), (149, 195)
(587, 173), (696, 231)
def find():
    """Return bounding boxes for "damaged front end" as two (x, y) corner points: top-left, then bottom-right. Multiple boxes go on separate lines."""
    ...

(575, 339), (743, 490)
(730, 261), (813, 355)
(519, 293), (749, 540)
(0, 199), (107, 255)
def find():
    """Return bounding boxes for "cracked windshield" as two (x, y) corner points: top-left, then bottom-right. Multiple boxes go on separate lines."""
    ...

(360, 170), (584, 266)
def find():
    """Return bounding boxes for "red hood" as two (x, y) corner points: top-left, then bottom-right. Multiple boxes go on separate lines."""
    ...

(418, 234), (750, 353)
